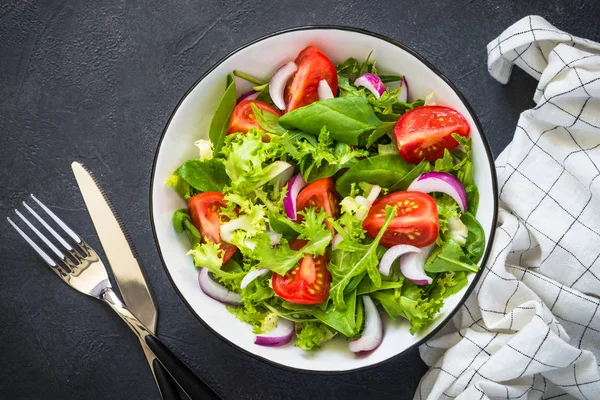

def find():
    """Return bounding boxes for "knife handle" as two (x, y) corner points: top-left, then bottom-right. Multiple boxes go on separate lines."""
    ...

(145, 335), (222, 400)
(152, 358), (180, 400)
(102, 288), (221, 400)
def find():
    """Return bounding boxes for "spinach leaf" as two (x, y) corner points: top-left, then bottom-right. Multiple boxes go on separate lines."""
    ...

(172, 209), (201, 246)
(166, 173), (193, 199)
(268, 211), (300, 241)
(175, 158), (231, 193)
(209, 74), (237, 155)
(424, 239), (480, 273)
(366, 121), (396, 148)
(251, 103), (286, 135)
(311, 290), (359, 337)
(335, 154), (416, 197)
(278, 97), (381, 146)
(461, 212), (485, 263)
(387, 159), (429, 192)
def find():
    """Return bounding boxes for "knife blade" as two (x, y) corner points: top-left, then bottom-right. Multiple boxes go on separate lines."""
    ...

(71, 162), (181, 399)
(71, 161), (157, 330)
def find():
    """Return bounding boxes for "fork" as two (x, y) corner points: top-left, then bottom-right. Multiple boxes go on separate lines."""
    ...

(8, 195), (222, 400)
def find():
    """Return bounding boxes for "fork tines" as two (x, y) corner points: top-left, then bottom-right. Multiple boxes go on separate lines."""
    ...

(8, 195), (84, 276)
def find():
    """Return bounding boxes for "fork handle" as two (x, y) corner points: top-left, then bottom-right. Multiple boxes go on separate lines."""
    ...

(102, 288), (222, 400)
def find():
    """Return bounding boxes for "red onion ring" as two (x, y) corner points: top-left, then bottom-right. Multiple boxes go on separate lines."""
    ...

(255, 317), (294, 347)
(407, 172), (468, 213)
(349, 296), (383, 354)
(269, 62), (297, 110)
(198, 268), (242, 305)
(399, 244), (435, 285)
(237, 90), (259, 104)
(378, 244), (421, 276)
(397, 77), (409, 102)
(354, 73), (385, 99)
(240, 268), (269, 289)
(283, 173), (307, 220)
(318, 79), (334, 100)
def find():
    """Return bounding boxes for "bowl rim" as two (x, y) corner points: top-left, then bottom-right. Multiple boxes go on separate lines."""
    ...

(149, 25), (498, 374)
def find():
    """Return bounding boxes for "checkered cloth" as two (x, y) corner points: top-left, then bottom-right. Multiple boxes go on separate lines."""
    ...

(415, 16), (600, 400)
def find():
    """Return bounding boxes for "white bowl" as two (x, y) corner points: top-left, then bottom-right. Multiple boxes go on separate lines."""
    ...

(150, 26), (498, 372)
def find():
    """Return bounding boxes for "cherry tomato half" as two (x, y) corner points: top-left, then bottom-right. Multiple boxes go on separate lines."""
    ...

(284, 46), (338, 112)
(188, 192), (237, 263)
(363, 191), (438, 248)
(227, 99), (282, 135)
(271, 239), (331, 304)
(394, 105), (470, 164)
(296, 177), (339, 231)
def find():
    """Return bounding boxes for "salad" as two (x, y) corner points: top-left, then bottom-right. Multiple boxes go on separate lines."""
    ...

(168, 46), (485, 353)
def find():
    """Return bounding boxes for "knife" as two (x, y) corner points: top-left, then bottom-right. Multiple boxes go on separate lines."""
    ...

(71, 162), (219, 400)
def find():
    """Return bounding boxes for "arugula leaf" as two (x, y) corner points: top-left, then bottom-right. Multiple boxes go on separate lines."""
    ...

(461, 212), (485, 263)
(295, 321), (336, 351)
(335, 154), (416, 197)
(424, 239), (480, 273)
(278, 97), (381, 145)
(379, 74), (403, 83)
(172, 209), (201, 246)
(433, 149), (454, 173)
(250, 103), (287, 135)
(357, 274), (404, 295)
(328, 206), (397, 310)
(166, 173), (193, 199)
(452, 135), (479, 214)
(175, 158), (230, 193)
(209, 74), (237, 154)
(311, 290), (359, 337)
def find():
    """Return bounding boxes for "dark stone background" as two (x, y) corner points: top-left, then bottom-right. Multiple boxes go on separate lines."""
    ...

(2, 1), (599, 399)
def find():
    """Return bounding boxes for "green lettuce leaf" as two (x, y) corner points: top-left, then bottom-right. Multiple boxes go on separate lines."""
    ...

(294, 321), (336, 351)
(371, 281), (444, 334)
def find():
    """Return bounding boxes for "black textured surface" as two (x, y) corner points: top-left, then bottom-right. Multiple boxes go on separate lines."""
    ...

(2, 1), (600, 399)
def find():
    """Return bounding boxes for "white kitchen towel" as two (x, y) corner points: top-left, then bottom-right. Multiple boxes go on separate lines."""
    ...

(415, 16), (600, 400)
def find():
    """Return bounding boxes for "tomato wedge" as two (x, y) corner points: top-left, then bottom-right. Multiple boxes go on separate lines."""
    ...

(227, 99), (282, 134)
(188, 192), (237, 263)
(296, 177), (339, 230)
(284, 46), (338, 112)
(271, 239), (331, 304)
(394, 105), (470, 164)
(363, 191), (438, 248)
